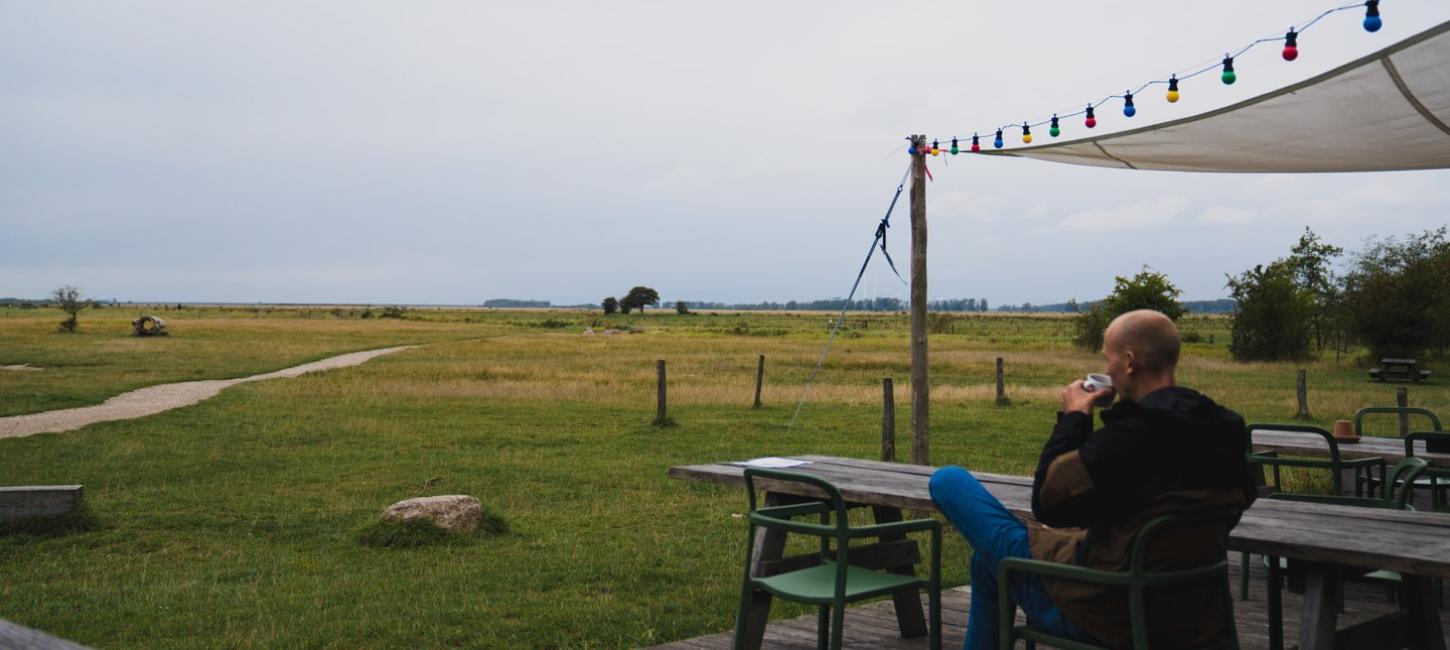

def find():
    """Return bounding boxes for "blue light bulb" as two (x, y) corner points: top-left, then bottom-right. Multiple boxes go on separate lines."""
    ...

(1123, 91), (1136, 118)
(1364, 0), (1382, 32)
(993, 129), (1004, 149)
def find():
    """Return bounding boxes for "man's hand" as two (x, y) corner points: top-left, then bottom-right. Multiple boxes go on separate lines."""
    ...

(1061, 379), (1110, 415)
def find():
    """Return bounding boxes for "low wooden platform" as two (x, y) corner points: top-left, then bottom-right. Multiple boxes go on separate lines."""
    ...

(646, 555), (1450, 649)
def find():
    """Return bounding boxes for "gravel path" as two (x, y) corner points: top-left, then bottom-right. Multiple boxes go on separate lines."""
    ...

(0, 346), (414, 439)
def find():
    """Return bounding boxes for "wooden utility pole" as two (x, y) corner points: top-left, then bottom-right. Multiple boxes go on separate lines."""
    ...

(909, 135), (929, 466)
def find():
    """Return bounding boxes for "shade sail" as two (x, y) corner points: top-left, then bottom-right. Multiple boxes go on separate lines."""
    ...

(983, 20), (1450, 173)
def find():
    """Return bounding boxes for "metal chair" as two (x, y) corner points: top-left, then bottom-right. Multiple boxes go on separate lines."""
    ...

(1403, 431), (1450, 511)
(733, 468), (941, 650)
(997, 508), (1243, 650)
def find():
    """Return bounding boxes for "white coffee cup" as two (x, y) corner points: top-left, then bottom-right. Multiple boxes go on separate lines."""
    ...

(1082, 373), (1115, 407)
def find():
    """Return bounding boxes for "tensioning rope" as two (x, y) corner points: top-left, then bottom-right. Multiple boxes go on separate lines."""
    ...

(786, 163), (912, 431)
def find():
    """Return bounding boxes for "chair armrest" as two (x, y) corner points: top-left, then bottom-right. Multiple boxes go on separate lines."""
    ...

(755, 501), (831, 520)
(998, 556), (1133, 588)
(747, 512), (838, 536)
(847, 518), (940, 538)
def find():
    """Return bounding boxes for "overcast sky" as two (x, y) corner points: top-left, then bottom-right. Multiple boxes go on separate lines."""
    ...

(3, 1), (1449, 306)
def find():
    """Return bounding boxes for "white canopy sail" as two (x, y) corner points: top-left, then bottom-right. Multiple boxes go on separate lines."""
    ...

(983, 20), (1450, 173)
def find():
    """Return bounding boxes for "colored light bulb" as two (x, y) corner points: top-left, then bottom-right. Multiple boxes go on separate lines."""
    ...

(1364, 0), (1381, 32)
(970, 133), (980, 152)
(950, 137), (959, 155)
(1221, 55), (1236, 85)
(1049, 115), (1060, 138)
(1021, 124), (1032, 144)
(1084, 105), (1097, 129)
(1283, 28), (1299, 61)
(993, 129), (1004, 149)
(1122, 91), (1136, 118)
(930, 139), (940, 156)
(908, 144), (917, 156)
(1166, 74), (1180, 103)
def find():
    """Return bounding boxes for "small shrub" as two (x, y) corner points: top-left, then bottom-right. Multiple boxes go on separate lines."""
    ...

(361, 308), (375, 319)
(927, 312), (955, 334)
(380, 306), (406, 319)
(534, 318), (572, 329)
(1181, 331), (1205, 344)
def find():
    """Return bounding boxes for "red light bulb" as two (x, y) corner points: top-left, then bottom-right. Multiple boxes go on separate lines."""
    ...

(1084, 105), (1097, 129)
(1283, 28), (1299, 61)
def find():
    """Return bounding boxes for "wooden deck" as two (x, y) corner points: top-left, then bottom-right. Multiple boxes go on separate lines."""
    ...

(646, 555), (1450, 649)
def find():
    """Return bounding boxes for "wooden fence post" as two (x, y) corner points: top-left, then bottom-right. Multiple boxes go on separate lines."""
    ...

(1295, 369), (1311, 420)
(653, 359), (670, 426)
(752, 354), (765, 409)
(1397, 386), (1410, 435)
(995, 357), (1010, 406)
(882, 378), (896, 462)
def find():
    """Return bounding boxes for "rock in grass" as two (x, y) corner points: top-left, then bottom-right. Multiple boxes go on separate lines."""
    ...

(380, 495), (484, 534)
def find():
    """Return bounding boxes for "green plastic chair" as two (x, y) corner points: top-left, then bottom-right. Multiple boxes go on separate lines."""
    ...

(1261, 457), (1432, 649)
(1403, 432), (1450, 511)
(733, 468), (941, 650)
(1240, 423), (1386, 599)
(1353, 406), (1443, 437)
(997, 507), (1244, 650)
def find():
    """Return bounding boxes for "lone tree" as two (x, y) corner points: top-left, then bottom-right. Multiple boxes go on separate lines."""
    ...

(674, 300), (691, 315)
(1226, 261), (1314, 361)
(620, 286), (660, 314)
(602, 296), (619, 315)
(1074, 266), (1184, 351)
(51, 285), (85, 333)
(1340, 227), (1450, 359)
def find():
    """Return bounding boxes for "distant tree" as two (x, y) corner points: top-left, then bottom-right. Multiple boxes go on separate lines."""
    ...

(602, 296), (619, 315)
(1340, 227), (1450, 359)
(51, 285), (84, 333)
(1286, 227), (1344, 350)
(1226, 260), (1314, 361)
(1074, 266), (1184, 351)
(621, 286), (661, 314)
(979, 298), (989, 312)
(674, 300), (691, 315)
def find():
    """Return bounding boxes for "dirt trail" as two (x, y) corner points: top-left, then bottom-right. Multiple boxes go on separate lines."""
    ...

(0, 346), (414, 439)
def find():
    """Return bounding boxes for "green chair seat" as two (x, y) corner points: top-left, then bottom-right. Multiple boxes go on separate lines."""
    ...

(755, 560), (927, 603)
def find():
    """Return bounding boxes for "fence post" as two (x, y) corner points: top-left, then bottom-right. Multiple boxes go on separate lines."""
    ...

(882, 378), (896, 462)
(995, 357), (1010, 406)
(653, 359), (670, 426)
(1295, 369), (1311, 420)
(752, 354), (765, 409)
(1397, 386), (1410, 435)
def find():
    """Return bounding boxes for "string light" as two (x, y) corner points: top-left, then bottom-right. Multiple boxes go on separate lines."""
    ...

(971, 133), (981, 152)
(936, 0), (1382, 150)
(908, 142), (918, 156)
(931, 139), (940, 156)
(1363, 0), (1382, 32)
(950, 137), (959, 155)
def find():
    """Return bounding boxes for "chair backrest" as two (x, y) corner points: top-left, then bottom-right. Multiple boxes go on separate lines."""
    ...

(1354, 407), (1443, 437)
(742, 468), (850, 534)
(1124, 507), (1242, 649)
(1405, 431), (1450, 457)
(1246, 423), (1343, 462)
(1269, 456), (1429, 510)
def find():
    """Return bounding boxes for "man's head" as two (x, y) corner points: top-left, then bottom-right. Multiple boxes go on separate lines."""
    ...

(1102, 309), (1180, 402)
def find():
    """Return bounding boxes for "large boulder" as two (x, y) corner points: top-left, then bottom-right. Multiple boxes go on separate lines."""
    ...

(380, 495), (483, 533)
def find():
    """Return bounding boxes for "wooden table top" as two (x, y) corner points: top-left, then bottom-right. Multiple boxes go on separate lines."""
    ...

(670, 455), (1450, 579)
(1251, 429), (1450, 466)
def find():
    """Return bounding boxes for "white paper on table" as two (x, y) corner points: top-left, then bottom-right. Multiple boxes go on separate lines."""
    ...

(729, 457), (811, 469)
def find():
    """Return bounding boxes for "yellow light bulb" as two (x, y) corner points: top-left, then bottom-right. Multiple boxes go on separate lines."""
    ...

(1023, 133), (1033, 144)
(1166, 89), (1180, 103)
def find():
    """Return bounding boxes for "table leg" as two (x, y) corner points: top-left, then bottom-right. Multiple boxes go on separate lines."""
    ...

(739, 492), (792, 650)
(1299, 563), (1342, 650)
(1268, 555), (1283, 650)
(871, 505), (929, 638)
(1402, 574), (1447, 650)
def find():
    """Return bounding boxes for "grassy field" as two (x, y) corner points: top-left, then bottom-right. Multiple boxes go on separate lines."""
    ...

(1, 307), (1446, 648)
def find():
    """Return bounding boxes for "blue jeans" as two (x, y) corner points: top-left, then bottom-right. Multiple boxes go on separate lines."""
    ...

(929, 466), (1091, 650)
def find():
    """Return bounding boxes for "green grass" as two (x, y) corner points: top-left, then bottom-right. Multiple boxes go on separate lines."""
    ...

(0, 308), (1446, 647)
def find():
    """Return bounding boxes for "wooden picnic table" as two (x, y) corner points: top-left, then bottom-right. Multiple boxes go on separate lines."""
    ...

(671, 455), (1450, 650)
(1370, 358), (1433, 383)
(1251, 429), (1450, 467)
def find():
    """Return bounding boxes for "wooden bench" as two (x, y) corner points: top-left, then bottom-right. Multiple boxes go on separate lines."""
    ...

(1370, 358), (1433, 383)
(671, 455), (1450, 650)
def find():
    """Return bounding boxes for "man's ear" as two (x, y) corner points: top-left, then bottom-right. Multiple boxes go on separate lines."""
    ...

(1123, 350), (1138, 375)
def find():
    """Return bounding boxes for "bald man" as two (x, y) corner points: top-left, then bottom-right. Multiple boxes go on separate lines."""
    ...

(930, 309), (1255, 649)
